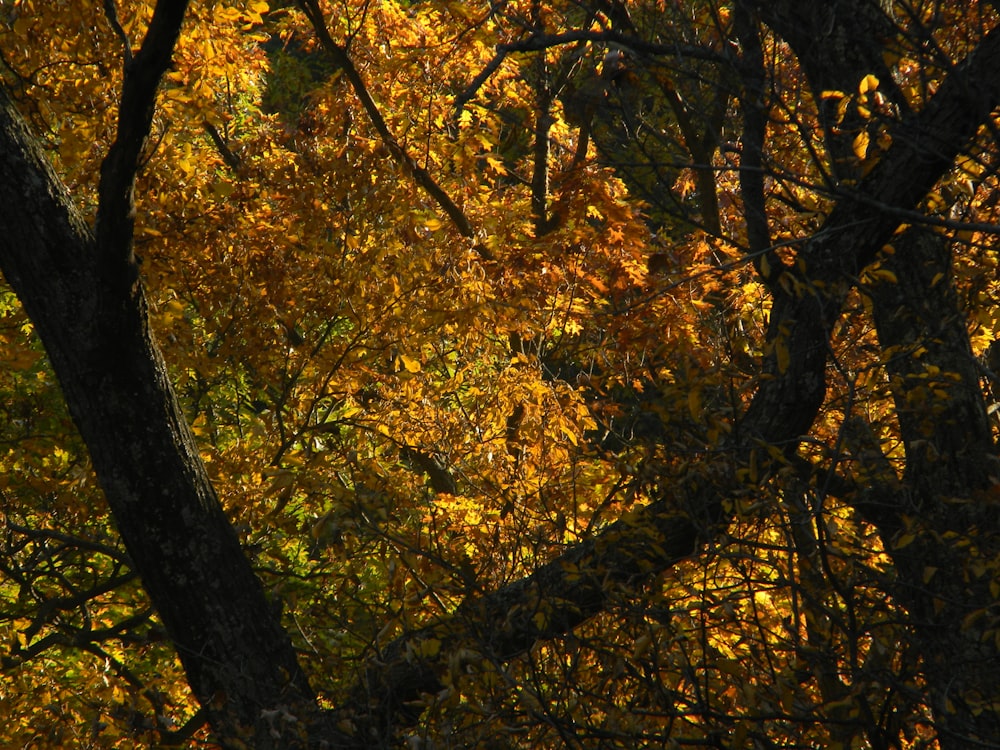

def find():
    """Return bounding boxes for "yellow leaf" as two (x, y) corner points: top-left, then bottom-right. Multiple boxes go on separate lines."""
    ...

(632, 634), (652, 659)
(853, 131), (870, 160)
(13, 16), (32, 37)
(161, 299), (186, 324)
(758, 252), (771, 279)
(864, 266), (897, 284)
(957, 154), (984, 178)
(560, 424), (579, 446)
(414, 637), (441, 658)
(872, 268), (897, 283)
(485, 155), (507, 175)
(859, 74), (879, 94)
(399, 354), (421, 373)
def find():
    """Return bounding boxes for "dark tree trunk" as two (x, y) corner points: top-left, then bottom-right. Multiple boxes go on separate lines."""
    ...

(3, 2), (1000, 747)
(743, 2), (1000, 744)
(867, 228), (1000, 748)
(0, 84), (316, 749)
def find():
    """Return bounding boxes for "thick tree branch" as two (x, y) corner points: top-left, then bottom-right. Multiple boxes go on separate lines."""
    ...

(1, 49), (316, 750)
(868, 228), (994, 498)
(453, 50), (508, 119)
(325, 19), (1000, 746)
(203, 120), (244, 172)
(328, 497), (704, 747)
(732, 3), (779, 286)
(102, 0), (134, 66)
(96, 0), (189, 274)
(530, 61), (555, 237)
(744, 0), (915, 190)
(399, 446), (458, 495)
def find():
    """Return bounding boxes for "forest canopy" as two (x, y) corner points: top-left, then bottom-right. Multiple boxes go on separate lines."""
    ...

(3, 1), (1000, 748)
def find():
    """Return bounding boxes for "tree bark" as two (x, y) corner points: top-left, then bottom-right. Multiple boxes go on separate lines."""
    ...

(744, 2), (1000, 744)
(3, 2), (1000, 747)
(0, 74), (316, 750)
(867, 229), (1000, 749)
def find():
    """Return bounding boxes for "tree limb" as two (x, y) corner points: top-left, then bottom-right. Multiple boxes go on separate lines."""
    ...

(0, 11), (317, 742)
(453, 49), (508, 119)
(324, 18), (1000, 746)
(732, 3), (779, 286)
(96, 0), (190, 274)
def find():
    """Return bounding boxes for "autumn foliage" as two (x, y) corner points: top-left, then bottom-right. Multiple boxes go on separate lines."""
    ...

(3, 1), (1000, 748)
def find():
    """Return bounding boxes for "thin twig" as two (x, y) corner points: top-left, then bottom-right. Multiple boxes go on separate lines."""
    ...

(296, 0), (481, 246)
(500, 30), (727, 62)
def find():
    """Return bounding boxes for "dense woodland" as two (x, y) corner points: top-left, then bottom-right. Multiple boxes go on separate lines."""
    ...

(3, 1), (1000, 748)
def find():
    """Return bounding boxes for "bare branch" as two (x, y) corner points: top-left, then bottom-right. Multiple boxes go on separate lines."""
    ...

(453, 49), (508, 119)
(5, 518), (132, 563)
(203, 120), (243, 172)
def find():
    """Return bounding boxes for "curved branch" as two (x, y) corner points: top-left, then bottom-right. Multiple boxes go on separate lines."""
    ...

(325, 19), (1000, 746)
(732, 3), (780, 287)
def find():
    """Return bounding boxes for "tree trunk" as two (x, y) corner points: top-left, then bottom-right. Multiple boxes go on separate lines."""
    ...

(744, 2), (1000, 743)
(867, 228), (1000, 748)
(0, 84), (316, 749)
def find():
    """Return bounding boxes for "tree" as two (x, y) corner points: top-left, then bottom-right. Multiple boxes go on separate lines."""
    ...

(2, 1), (1000, 748)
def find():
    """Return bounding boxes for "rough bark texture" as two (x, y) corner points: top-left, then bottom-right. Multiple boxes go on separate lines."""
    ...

(3, 1), (1000, 748)
(867, 230), (1000, 748)
(745, 3), (1000, 745)
(0, 60), (315, 750)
